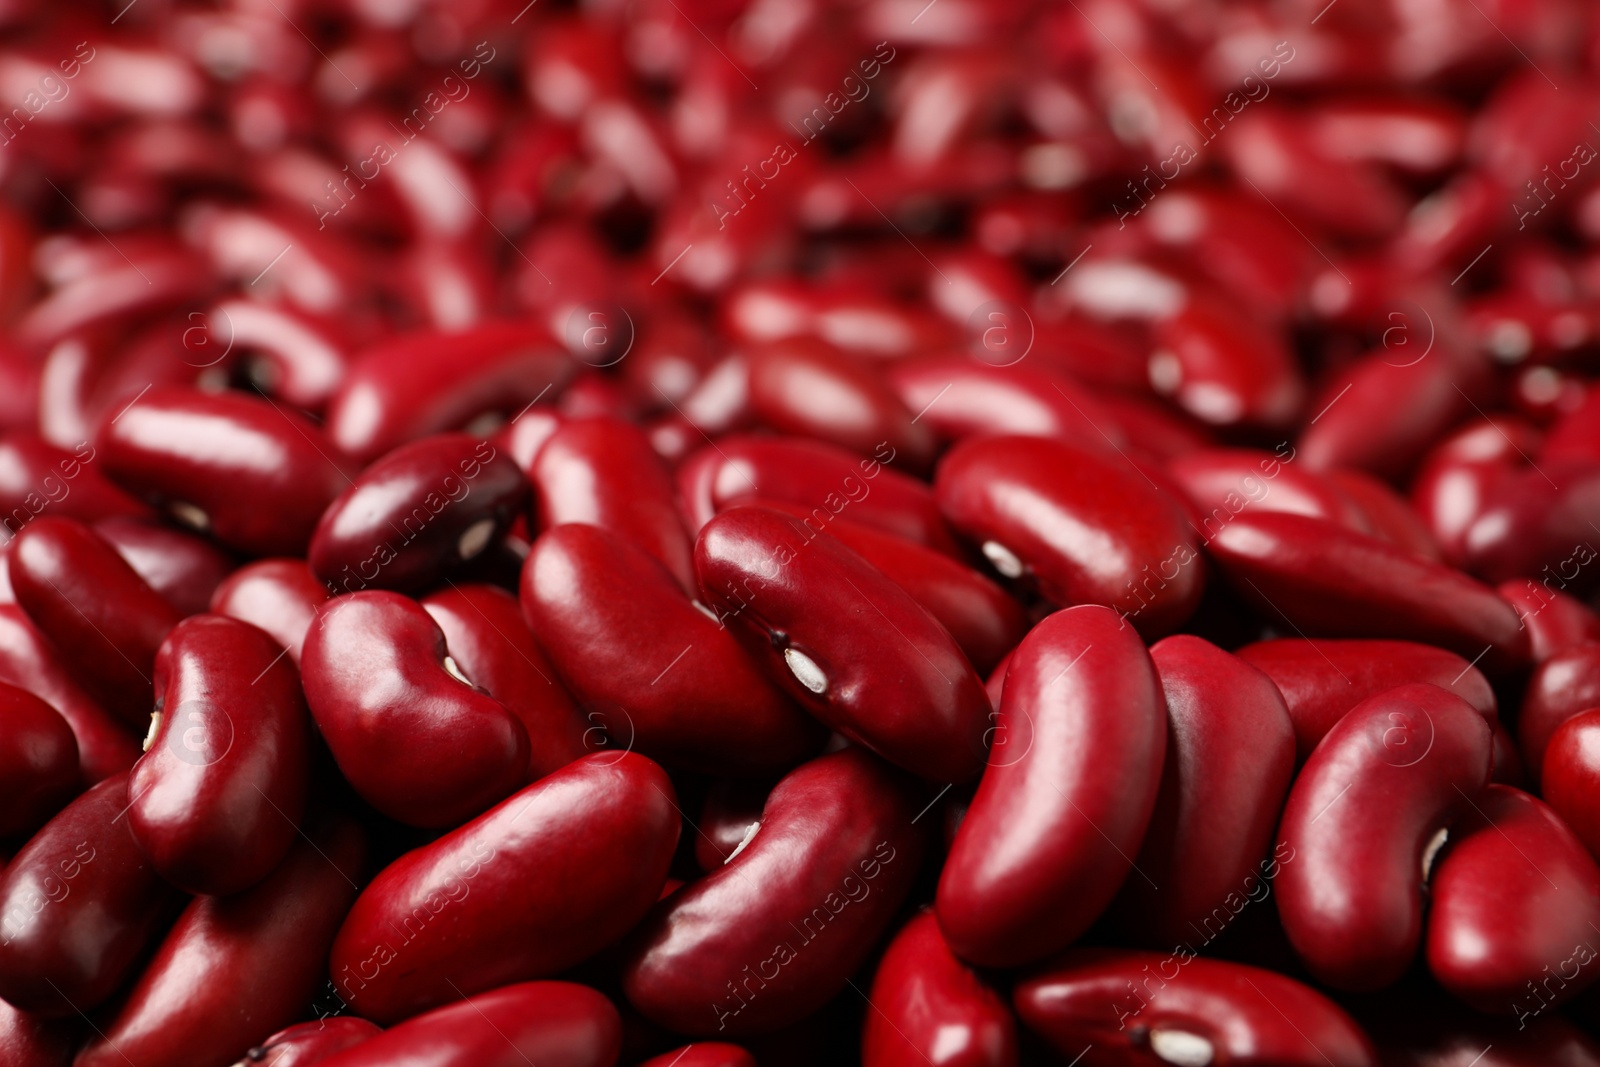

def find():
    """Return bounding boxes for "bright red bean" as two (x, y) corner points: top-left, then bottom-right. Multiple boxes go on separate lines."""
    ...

(301, 591), (528, 827)
(1540, 709), (1600, 861)
(0, 433), (150, 534)
(1498, 578), (1600, 662)
(1276, 683), (1493, 991)
(1517, 642), (1600, 786)
(937, 606), (1167, 968)
(0, 683), (79, 839)
(208, 558), (330, 665)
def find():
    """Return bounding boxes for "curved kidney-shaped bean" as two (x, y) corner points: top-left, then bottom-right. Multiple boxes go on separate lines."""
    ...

(1459, 464), (1600, 594)
(622, 748), (926, 1036)
(129, 614), (310, 896)
(209, 559), (330, 665)
(329, 753), (677, 1024)
(240, 1018), (383, 1067)
(75, 815), (364, 1067)
(937, 606), (1167, 968)
(0, 683), (79, 839)
(1276, 683), (1493, 991)
(301, 592), (528, 827)
(1236, 639), (1497, 764)
(0, 1001), (75, 1067)
(884, 357), (1125, 454)
(694, 778), (772, 872)
(863, 909), (1017, 1067)
(1111, 635), (1296, 947)
(1327, 467), (1443, 561)
(748, 500), (1027, 675)
(314, 981), (620, 1067)
(1409, 415), (1540, 566)
(677, 435), (960, 557)
(1517, 642), (1600, 787)
(522, 523), (822, 777)
(1499, 579), (1600, 662)
(206, 298), (350, 412)
(1426, 785), (1600, 1015)
(1013, 949), (1376, 1067)
(310, 435), (528, 595)
(324, 322), (576, 463)
(0, 605), (139, 783)
(1167, 447), (1368, 536)
(0, 434), (150, 533)
(94, 516), (236, 617)
(530, 415), (696, 592)
(695, 507), (991, 783)
(1206, 512), (1529, 670)
(746, 338), (935, 473)
(421, 583), (589, 783)
(98, 385), (350, 556)
(639, 1044), (756, 1067)
(0, 773), (178, 1016)
(1543, 710), (1600, 861)
(936, 435), (1203, 638)
(9, 516), (180, 727)
(1149, 301), (1306, 430)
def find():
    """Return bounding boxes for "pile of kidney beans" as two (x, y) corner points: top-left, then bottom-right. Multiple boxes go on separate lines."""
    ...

(7, 0), (1600, 1064)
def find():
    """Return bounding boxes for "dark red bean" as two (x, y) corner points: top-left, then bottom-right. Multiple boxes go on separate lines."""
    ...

(1236, 638), (1497, 764)
(208, 558), (331, 665)
(638, 1044), (756, 1067)
(0, 683), (78, 839)
(98, 385), (350, 556)
(1013, 949), (1377, 1067)
(329, 752), (677, 1024)
(421, 583), (590, 783)
(936, 435), (1204, 638)
(862, 909), (1017, 1067)
(1276, 683), (1493, 991)
(522, 522), (823, 777)
(1427, 785), (1600, 1015)
(884, 356), (1126, 453)
(300, 591), (528, 827)
(9, 516), (180, 727)
(1498, 578), (1600, 662)
(0, 1000), (75, 1067)
(239, 1019), (384, 1067)
(622, 748), (926, 1036)
(1327, 467), (1443, 561)
(129, 614), (311, 895)
(75, 815), (364, 1067)
(695, 506), (992, 782)
(0, 773), (179, 1016)
(93, 515), (236, 617)
(310, 434), (528, 595)
(693, 778), (771, 872)
(0, 433), (150, 534)
(530, 415), (696, 592)
(937, 606), (1167, 968)
(1543, 709), (1600, 861)
(1167, 447), (1368, 535)
(1148, 301), (1306, 430)
(313, 982), (620, 1067)
(1517, 641), (1600, 786)
(1111, 635), (1296, 947)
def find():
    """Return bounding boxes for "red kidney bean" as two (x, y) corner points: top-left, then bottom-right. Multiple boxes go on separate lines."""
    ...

(638, 1044), (756, 1067)
(0, 772), (179, 1016)
(329, 752), (677, 1024)
(747, 499), (1028, 674)
(1498, 578), (1600, 661)
(1544, 710), (1600, 860)
(1167, 446), (1368, 534)
(0, 433), (150, 534)
(693, 778), (771, 872)
(1276, 683), (1493, 990)
(1458, 462), (1600, 593)
(1426, 784), (1600, 1015)
(936, 435), (1204, 638)
(0, 683), (78, 839)
(301, 591), (528, 827)
(494, 407), (564, 473)
(1206, 512), (1529, 669)
(98, 385), (350, 556)
(1326, 468), (1444, 561)
(522, 522), (822, 776)
(677, 435), (961, 557)
(745, 338), (935, 472)
(1379, 1013), (1600, 1067)
(9, 516), (180, 727)
(0, 1000), (75, 1067)
(862, 909), (1017, 1067)
(94, 515), (236, 617)
(1111, 635), (1296, 948)
(129, 614), (310, 895)
(937, 606), (1167, 968)
(309, 434), (527, 595)
(239, 1019), (384, 1067)
(1013, 948), (1377, 1067)
(1148, 301), (1306, 430)
(313, 982), (618, 1067)
(696, 506), (991, 782)
(623, 748), (926, 1036)
(75, 815), (364, 1067)
(203, 299), (350, 412)
(0, 604), (139, 782)
(1236, 639), (1497, 764)
(1094, 393), (1214, 462)
(209, 559), (330, 665)
(530, 415), (696, 592)
(1517, 642), (1600, 786)
(1409, 415), (1541, 566)
(421, 583), (589, 783)
(324, 322), (576, 463)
